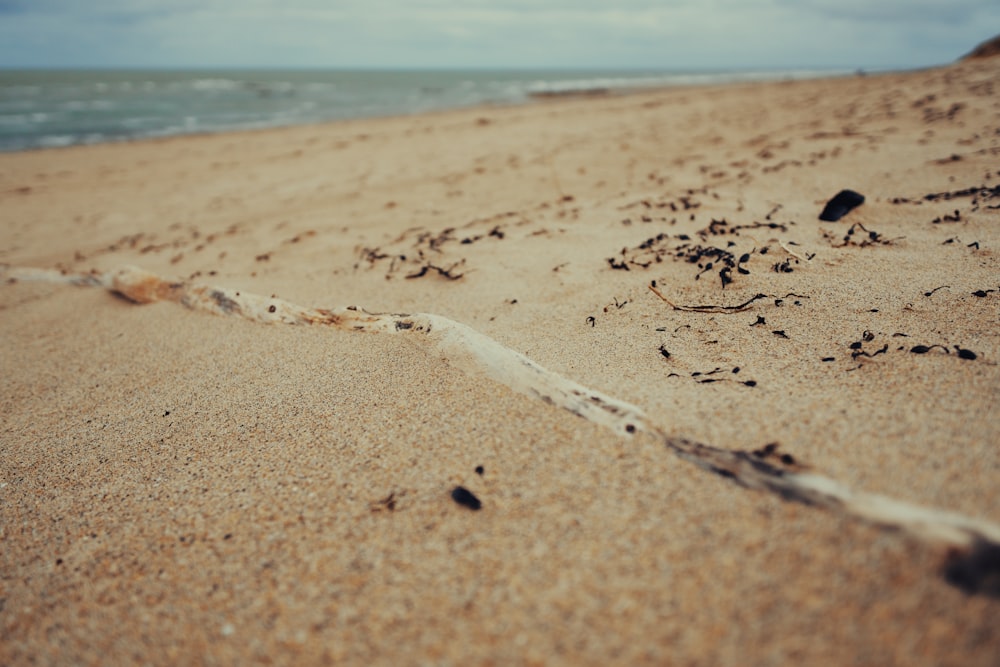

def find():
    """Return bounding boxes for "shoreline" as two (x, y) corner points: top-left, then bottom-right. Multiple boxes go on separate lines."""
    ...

(0, 64), (876, 156)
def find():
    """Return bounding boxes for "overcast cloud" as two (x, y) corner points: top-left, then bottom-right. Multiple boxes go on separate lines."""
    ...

(0, 0), (995, 69)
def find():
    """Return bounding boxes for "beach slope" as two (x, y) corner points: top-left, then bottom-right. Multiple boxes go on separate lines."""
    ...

(2, 55), (999, 665)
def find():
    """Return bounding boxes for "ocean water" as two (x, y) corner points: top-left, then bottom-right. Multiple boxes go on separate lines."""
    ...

(0, 68), (851, 152)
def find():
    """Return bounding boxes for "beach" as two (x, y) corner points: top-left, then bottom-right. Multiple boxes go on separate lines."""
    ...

(2, 53), (999, 665)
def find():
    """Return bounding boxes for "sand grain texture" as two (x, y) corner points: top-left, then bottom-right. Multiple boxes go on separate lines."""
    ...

(2, 57), (999, 665)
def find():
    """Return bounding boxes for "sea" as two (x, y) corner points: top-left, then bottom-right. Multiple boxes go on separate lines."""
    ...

(0, 68), (853, 153)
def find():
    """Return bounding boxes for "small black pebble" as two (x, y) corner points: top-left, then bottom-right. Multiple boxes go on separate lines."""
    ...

(849, 341), (863, 350)
(819, 189), (865, 222)
(943, 540), (1000, 596)
(821, 357), (836, 362)
(743, 380), (757, 387)
(911, 345), (931, 354)
(956, 347), (977, 360)
(474, 465), (484, 476)
(780, 453), (796, 465)
(625, 424), (636, 433)
(451, 486), (482, 510)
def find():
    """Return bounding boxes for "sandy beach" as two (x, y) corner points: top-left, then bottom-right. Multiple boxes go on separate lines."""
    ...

(2, 53), (999, 665)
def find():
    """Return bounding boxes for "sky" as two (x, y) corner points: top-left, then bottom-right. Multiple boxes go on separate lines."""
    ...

(0, 0), (996, 70)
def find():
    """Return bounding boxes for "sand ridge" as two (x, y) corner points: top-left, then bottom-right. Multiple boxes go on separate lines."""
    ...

(5, 261), (1000, 558)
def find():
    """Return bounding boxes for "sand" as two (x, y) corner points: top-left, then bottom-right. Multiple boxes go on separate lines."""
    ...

(1, 55), (999, 666)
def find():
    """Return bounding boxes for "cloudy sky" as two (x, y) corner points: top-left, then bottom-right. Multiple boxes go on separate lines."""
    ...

(0, 0), (996, 70)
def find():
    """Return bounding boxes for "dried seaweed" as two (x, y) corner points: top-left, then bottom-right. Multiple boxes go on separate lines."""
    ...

(892, 184), (1000, 213)
(405, 260), (466, 281)
(607, 211), (805, 288)
(648, 284), (808, 313)
(825, 222), (901, 248)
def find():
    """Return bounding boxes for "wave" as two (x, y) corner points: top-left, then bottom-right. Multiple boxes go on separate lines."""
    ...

(189, 77), (243, 92)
